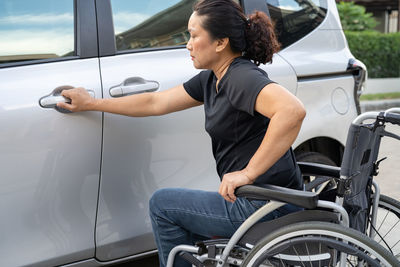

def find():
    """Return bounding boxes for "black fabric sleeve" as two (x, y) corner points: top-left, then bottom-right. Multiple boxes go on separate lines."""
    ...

(183, 71), (207, 102)
(226, 67), (275, 116)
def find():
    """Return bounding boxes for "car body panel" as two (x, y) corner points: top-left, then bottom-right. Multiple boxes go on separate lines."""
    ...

(294, 75), (357, 148)
(260, 54), (298, 95)
(0, 59), (102, 266)
(279, 29), (353, 77)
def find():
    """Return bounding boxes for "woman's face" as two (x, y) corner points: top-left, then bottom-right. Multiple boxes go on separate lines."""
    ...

(186, 12), (218, 69)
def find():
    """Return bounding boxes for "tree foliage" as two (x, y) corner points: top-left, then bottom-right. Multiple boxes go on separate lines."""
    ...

(345, 31), (400, 78)
(337, 1), (377, 31)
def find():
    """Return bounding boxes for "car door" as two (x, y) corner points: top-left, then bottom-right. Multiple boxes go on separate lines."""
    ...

(94, 0), (298, 261)
(94, 0), (218, 261)
(0, 1), (102, 266)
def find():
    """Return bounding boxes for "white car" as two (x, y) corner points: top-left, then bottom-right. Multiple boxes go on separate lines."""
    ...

(0, 0), (366, 266)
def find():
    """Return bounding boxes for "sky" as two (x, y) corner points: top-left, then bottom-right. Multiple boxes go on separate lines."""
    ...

(0, 0), (182, 56)
(0, 0), (74, 56)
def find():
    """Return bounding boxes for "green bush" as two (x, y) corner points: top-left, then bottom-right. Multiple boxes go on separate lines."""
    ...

(337, 2), (377, 31)
(345, 31), (400, 78)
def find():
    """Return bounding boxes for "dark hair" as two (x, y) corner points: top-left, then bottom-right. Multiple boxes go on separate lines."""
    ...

(193, 0), (280, 66)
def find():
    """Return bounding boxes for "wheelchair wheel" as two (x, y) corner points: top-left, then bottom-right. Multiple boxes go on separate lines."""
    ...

(242, 221), (399, 266)
(371, 194), (400, 260)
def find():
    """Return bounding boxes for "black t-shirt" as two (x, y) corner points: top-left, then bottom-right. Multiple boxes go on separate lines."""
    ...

(183, 57), (302, 189)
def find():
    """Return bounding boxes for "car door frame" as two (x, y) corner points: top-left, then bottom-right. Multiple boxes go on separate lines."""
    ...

(76, 0), (98, 59)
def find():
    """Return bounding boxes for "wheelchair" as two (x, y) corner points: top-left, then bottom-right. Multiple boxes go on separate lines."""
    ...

(166, 107), (400, 267)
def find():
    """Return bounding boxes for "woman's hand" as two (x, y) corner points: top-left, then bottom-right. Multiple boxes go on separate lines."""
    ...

(57, 87), (95, 112)
(219, 170), (254, 203)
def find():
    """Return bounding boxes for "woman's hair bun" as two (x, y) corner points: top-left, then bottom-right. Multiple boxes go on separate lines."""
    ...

(245, 11), (281, 66)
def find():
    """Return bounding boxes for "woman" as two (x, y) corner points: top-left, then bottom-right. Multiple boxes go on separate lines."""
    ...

(57, 0), (306, 266)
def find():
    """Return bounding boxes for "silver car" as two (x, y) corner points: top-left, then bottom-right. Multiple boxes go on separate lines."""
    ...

(0, 0), (366, 266)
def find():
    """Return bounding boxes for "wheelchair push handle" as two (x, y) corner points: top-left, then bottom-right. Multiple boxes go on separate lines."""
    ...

(353, 107), (400, 125)
(384, 112), (400, 126)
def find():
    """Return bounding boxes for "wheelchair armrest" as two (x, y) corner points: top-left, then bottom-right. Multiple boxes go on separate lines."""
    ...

(298, 162), (340, 178)
(235, 184), (318, 209)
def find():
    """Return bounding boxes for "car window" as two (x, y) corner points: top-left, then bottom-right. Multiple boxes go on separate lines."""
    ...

(0, 0), (75, 65)
(111, 0), (198, 52)
(266, 0), (327, 49)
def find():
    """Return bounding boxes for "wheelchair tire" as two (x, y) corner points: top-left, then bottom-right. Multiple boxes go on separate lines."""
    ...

(242, 221), (399, 266)
(372, 194), (400, 260)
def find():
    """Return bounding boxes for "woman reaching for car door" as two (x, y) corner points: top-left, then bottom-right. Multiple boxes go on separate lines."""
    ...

(57, 0), (306, 266)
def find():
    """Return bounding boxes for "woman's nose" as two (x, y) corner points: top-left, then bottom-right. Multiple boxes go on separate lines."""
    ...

(186, 39), (192, 50)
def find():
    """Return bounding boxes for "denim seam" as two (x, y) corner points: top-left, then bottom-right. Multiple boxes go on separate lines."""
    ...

(165, 209), (248, 226)
(163, 208), (232, 221)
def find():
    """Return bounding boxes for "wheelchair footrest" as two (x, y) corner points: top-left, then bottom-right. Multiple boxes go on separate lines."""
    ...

(179, 251), (205, 267)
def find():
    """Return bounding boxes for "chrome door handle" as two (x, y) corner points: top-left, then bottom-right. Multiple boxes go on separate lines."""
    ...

(109, 77), (159, 97)
(39, 85), (95, 113)
(40, 95), (72, 107)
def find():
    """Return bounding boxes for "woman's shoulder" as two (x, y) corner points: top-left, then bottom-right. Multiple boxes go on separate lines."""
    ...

(227, 57), (271, 86)
(186, 70), (214, 87)
(198, 69), (214, 78)
(229, 57), (268, 77)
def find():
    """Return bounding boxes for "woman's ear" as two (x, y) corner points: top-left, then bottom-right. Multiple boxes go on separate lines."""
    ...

(215, 37), (229, 53)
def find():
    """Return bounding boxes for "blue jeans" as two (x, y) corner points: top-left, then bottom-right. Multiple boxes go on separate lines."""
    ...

(149, 188), (302, 267)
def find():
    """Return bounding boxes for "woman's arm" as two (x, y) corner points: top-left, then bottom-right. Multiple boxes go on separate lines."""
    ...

(57, 84), (202, 116)
(243, 83), (306, 180)
(219, 83), (306, 202)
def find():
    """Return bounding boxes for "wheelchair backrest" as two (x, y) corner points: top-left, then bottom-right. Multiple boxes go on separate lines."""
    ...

(340, 122), (383, 232)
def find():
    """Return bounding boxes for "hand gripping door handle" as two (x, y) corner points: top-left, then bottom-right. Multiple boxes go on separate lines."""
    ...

(109, 77), (159, 97)
(39, 85), (95, 113)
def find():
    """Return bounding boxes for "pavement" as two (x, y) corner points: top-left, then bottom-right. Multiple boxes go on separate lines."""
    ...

(375, 123), (400, 200)
(361, 99), (400, 113)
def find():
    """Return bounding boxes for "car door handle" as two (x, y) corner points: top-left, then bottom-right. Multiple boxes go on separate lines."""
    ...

(39, 85), (95, 113)
(109, 77), (159, 97)
(40, 95), (72, 106)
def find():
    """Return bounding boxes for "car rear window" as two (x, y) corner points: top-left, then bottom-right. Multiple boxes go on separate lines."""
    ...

(266, 0), (327, 49)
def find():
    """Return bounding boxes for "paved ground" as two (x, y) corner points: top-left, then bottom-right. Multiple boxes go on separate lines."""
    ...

(363, 78), (400, 95)
(374, 123), (400, 200)
(361, 99), (400, 112)
(117, 255), (159, 266)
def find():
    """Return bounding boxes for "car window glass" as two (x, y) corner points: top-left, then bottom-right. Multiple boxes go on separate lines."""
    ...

(266, 0), (327, 49)
(111, 0), (198, 51)
(0, 0), (75, 65)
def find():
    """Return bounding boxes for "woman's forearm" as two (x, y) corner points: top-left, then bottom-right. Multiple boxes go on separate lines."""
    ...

(58, 87), (158, 116)
(90, 92), (158, 117)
